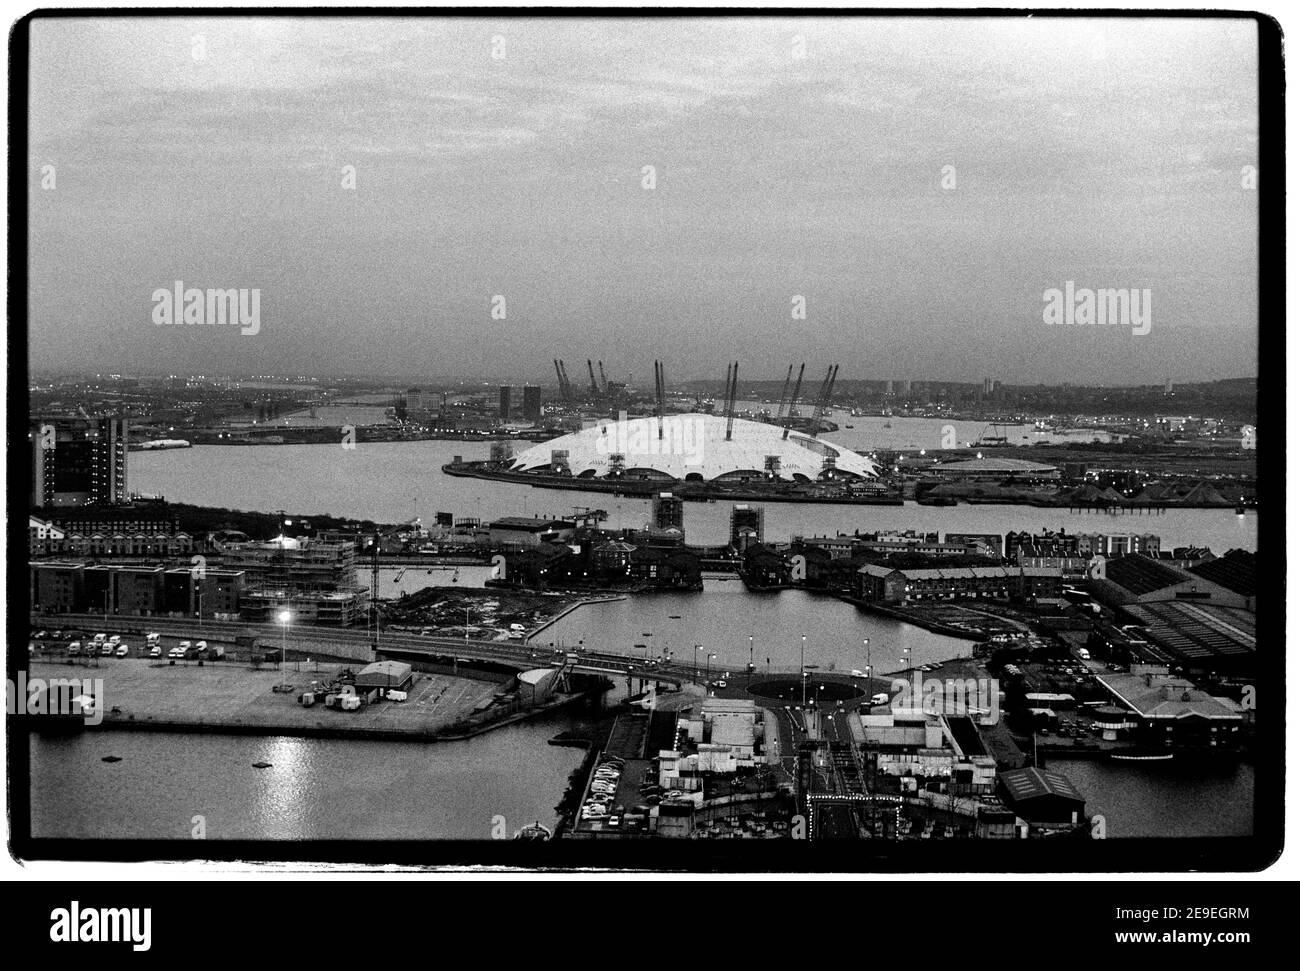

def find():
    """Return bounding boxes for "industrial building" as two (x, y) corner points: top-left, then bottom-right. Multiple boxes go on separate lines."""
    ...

(355, 660), (414, 695)
(486, 517), (574, 547)
(996, 767), (1086, 824)
(1092, 554), (1254, 611)
(929, 457), (1060, 483)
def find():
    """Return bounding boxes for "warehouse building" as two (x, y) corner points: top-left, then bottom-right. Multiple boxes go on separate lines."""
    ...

(997, 767), (1086, 824)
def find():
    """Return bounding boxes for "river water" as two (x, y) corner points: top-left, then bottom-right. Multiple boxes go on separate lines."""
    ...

(31, 716), (588, 841)
(32, 429), (1252, 842)
(132, 438), (1257, 553)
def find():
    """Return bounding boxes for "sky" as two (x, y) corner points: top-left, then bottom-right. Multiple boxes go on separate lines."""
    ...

(27, 16), (1260, 386)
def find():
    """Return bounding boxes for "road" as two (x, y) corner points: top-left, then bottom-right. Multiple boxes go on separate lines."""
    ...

(33, 612), (707, 685)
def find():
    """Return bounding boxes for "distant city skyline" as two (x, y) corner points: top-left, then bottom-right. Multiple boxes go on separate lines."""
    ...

(28, 17), (1259, 383)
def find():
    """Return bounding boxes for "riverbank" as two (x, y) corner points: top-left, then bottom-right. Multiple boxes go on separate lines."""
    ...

(527, 596), (627, 643)
(25, 659), (593, 744)
(841, 596), (988, 641)
(442, 461), (906, 505)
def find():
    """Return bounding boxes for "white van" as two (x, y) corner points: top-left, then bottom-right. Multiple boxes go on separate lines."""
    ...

(385, 690), (407, 703)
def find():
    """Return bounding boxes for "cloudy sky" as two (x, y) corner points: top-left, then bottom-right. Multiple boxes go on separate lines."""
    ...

(28, 16), (1259, 385)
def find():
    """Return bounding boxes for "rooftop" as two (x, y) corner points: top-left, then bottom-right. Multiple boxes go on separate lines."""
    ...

(999, 767), (1085, 804)
(1187, 550), (1256, 597)
(1097, 671), (1245, 720)
(1103, 554), (1192, 595)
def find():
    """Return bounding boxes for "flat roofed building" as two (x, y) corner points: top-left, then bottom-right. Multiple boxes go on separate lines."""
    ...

(997, 767), (1085, 824)
(355, 660), (414, 693)
(1096, 666), (1246, 749)
(487, 517), (574, 547)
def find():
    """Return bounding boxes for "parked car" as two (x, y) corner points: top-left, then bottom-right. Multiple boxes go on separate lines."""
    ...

(149, 645), (162, 658)
(100, 642), (114, 656)
(115, 644), (129, 658)
(67, 641), (82, 656)
(167, 646), (185, 659)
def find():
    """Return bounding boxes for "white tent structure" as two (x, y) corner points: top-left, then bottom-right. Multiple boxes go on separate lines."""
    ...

(509, 415), (878, 483)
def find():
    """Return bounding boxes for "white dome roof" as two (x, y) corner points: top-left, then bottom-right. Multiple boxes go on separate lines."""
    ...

(509, 415), (878, 482)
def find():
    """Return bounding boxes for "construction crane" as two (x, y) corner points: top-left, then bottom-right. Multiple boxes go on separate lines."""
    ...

(553, 359), (567, 403)
(369, 516), (420, 656)
(598, 361), (608, 392)
(558, 360), (574, 403)
(587, 359), (600, 398)
(783, 363), (806, 439)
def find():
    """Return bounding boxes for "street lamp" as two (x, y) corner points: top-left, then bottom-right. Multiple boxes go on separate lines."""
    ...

(278, 609), (291, 672)
(800, 635), (807, 709)
(747, 634), (755, 688)
(706, 652), (716, 686)
(694, 644), (702, 684)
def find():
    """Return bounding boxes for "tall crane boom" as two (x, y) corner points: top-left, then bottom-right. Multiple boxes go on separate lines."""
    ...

(598, 361), (608, 392)
(553, 359), (567, 403)
(558, 360), (573, 402)
(587, 359), (600, 397)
